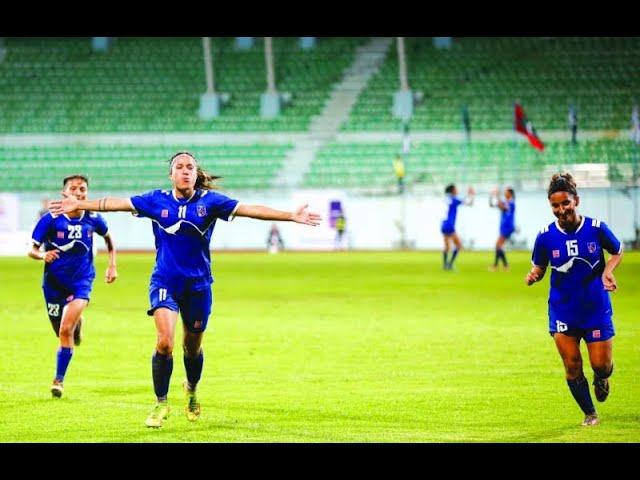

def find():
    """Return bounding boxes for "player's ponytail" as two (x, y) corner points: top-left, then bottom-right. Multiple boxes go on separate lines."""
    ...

(195, 165), (221, 191)
(169, 151), (221, 191)
(547, 172), (577, 198)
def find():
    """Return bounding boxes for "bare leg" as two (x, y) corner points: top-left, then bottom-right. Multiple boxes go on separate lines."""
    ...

(554, 333), (598, 422)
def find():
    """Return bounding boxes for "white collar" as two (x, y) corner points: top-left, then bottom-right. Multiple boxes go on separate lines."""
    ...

(555, 215), (585, 235)
(64, 211), (85, 222)
(172, 189), (197, 203)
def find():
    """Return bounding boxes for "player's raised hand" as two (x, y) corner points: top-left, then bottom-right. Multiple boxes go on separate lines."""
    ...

(49, 191), (79, 215)
(602, 270), (617, 291)
(292, 203), (322, 226)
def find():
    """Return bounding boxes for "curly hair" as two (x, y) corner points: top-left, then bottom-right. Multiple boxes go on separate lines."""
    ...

(547, 172), (577, 198)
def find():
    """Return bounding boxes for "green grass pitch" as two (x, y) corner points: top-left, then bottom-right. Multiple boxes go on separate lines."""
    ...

(0, 251), (638, 442)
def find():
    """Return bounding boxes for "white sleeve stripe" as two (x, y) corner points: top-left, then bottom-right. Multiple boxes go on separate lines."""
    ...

(128, 198), (138, 216)
(32, 239), (41, 246)
(229, 202), (240, 221)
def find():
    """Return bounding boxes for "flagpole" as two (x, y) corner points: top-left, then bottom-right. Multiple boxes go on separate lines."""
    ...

(633, 142), (639, 247)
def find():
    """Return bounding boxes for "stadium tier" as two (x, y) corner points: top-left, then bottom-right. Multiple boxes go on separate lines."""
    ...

(341, 37), (640, 132)
(0, 37), (365, 133)
(304, 139), (640, 188)
(0, 144), (292, 191)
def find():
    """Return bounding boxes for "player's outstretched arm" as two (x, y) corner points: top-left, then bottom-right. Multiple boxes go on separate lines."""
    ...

(235, 203), (321, 226)
(49, 195), (134, 215)
(525, 265), (546, 286)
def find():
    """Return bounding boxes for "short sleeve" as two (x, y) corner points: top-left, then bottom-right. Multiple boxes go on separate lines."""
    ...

(531, 231), (549, 268)
(93, 213), (109, 236)
(206, 191), (239, 221)
(598, 221), (622, 255)
(31, 213), (52, 246)
(129, 190), (157, 219)
(453, 197), (463, 207)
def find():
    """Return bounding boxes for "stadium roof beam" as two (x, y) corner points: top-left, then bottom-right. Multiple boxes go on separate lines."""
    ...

(199, 37), (229, 120)
(261, 37), (282, 118)
(393, 37), (414, 122)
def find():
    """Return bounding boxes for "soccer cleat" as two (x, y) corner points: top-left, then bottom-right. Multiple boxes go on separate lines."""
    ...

(51, 379), (64, 398)
(593, 377), (610, 402)
(145, 401), (170, 428)
(581, 413), (600, 426)
(183, 380), (201, 422)
(488, 265), (498, 272)
(73, 318), (83, 346)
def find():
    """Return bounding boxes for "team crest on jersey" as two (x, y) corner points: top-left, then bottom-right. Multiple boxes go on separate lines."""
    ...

(587, 242), (597, 253)
(197, 204), (207, 217)
(57, 231), (65, 239)
(161, 209), (169, 218)
(592, 330), (601, 339)
(552, 249), (560, 258)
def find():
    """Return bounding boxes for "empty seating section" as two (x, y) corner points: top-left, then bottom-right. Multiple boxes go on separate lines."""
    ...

(0, 37), (365, 133)
(342, 37), (640, 132)
(0, 144), (291, 191)
(305, 139), (640, 188)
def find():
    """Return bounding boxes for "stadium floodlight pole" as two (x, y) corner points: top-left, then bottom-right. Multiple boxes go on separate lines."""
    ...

(397, 37), (409, 91)
(264, 37), (277, 94)
(202, 37), (215, 94)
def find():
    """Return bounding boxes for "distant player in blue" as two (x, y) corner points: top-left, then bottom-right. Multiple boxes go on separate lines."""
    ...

(526, 173), (623, 427)
(49, 152), (321, 428)
(29, 175), (118, 398)
(489, 186), (516, 271)
(440, 184), (475, 270)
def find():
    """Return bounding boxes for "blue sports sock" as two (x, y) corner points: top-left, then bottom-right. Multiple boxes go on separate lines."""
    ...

(443, 251), (449, 268)
(497, 248), (508, 266)
(449, 249), (459, 267)
(55, 346), (73, 382)
(184, 350), (204, 389)
(567, 376), (596, 415)
(494, 249), (500, 266)
(593, 364), (613, 381)
(152, 351), (173, 401)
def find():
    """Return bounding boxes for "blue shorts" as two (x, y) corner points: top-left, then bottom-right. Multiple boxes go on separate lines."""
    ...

(500, 227), (515, 239)
(148, 280), (212, 333)
(548, 307), (615, 343)
(441, 222), (455, 235)
(42, 273), (93, 322)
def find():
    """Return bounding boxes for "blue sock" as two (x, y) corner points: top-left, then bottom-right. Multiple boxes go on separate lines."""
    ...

(567, 376), (596, 415)
(449, 249), (459, 267)
(152, 351), (173, 401)
(184, 350), (204, 389)
(494, 249), (500, 266)
(55, 347), (73, 382)
(497, 249), (507, 266)
(443, 251), (449, 268)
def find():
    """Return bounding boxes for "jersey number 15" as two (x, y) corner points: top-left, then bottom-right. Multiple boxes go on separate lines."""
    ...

(566, 240), (579, 256)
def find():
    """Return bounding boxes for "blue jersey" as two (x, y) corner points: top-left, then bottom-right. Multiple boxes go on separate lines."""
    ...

(441, 195), (462, 233)
(500, 199), (516, 233)
(531, 217), (621, 321)
(31, 211), (109, 286)
(129, 189), (239, 285)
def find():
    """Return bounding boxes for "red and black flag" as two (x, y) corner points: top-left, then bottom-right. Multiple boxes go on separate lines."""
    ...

(514, 103), (544, 151)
